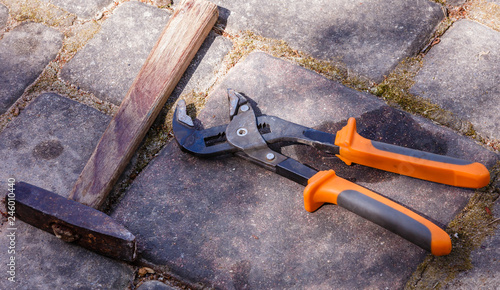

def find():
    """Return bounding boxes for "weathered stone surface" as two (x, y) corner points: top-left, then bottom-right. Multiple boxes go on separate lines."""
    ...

(61, 1), (232, 106)
(111, 52), (498, 288)
(0, 3), (8, 30)
(60, 1), (170, 105)
(0, 22), (63, 114)
(411, 20), (500, 140)
(172, 31), (233, 98)
(0, 93), (134, 288)
(204, 0), (444, 82)
(41, 0), (113, 19)
(445, 198), (500, 289)
(137, 280), (177, 290)
(447, 0), (467, 6)
(0, 93), (110, 195)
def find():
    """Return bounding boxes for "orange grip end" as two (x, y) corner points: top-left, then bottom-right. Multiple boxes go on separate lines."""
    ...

(304, 170), (452, 256)
(334, 118), (490, 188)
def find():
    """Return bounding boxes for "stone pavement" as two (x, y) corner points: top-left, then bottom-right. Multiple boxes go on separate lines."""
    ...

(411, 19), (500, 140)
(0, 0), (499, 289)
(0, 22), (63, 114)
(209, 0), (444, 82)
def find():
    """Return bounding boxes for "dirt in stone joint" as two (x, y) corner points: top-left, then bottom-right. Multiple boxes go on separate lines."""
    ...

(128, 261), (207, 290)
(406, 162), (500, 289)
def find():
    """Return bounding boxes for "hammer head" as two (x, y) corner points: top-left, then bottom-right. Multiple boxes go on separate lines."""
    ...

(13, 182), (136, 262)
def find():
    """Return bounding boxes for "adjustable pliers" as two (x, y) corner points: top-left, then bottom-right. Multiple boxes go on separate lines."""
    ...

(172, 89), (490, 256)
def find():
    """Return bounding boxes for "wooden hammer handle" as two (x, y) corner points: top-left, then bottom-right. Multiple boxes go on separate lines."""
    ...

(69, 0), (218, 208)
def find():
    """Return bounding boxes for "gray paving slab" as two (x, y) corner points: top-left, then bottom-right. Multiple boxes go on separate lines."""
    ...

(61, 1), (170, 105)
(62, 1), (232, 106)
(0, 93), (134, 288)
(0, 93), (110, 194)
(172, 31), (233, 99)
(445, 198), (500, 289)
(205, 0), (444, 82)
(111, 52), (498, 289)
(410, 20), (500, 140)
(0, 22), (63, 114)
(447, 0), (467, 6)
(138, 280), (177, 290)
(41, 0), (113, 19)
(0, 3), (8, 30)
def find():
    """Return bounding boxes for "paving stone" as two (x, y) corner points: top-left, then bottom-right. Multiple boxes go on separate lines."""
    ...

(0, 93), (110, 194)
(111, 52), (498, 288)
(138, 280), (177, 290)
(0, 22), (63, 114)
(0, 93), (134, 288)
(41, 0), (113, 19)
(411, 20), (500, 140)
(172, 31), (233, 99)
(61, 1), (170, 105)
(62, 1), (231, 106)
(447, 0), (467, 6)
(204, 0), (444, 82)
(0, 3), (8, 30)
(445, 198), (500, 289)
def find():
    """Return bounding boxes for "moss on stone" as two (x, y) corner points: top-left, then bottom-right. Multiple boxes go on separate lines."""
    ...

(62, 20), (101, 55)
(463, 0), (500, 32)
(372, 55), (480, 137)
(406, 163), (500, 289)
(4, 0), (76, 27)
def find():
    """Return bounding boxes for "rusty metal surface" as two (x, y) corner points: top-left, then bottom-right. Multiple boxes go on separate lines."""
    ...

(14, 182), (137, 262)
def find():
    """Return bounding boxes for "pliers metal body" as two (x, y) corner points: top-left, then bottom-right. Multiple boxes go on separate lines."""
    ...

(172, 89), (490, 256)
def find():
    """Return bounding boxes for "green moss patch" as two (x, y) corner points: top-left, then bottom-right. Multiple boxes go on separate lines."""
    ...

(3, 0), (76, 27)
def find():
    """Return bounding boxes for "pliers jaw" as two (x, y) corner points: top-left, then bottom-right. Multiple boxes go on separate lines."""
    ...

(172, 100), (235, 157)
(224, 90), (289, 170)
(173, 89), (289, 167)
(173, 88), (341, 156)
(172, 89), (322, 184)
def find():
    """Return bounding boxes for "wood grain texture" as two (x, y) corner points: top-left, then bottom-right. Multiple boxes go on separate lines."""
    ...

(69, 0), (218, 208)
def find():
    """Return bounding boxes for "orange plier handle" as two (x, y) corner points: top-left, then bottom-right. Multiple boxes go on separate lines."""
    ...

(335, 118), (490, 188)
(304, 170), (452, 256)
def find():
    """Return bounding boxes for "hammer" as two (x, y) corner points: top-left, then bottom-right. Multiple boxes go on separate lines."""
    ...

(10, 0), (218, 262)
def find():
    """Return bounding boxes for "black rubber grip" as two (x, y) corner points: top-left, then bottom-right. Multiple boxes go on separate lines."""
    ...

(337, 189), (432, 252)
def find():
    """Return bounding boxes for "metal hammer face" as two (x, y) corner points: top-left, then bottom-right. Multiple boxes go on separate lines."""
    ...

(14, 182), (137, 262)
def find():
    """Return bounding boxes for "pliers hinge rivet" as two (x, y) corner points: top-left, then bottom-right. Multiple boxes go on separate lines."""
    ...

(237, 128), (248, 136)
